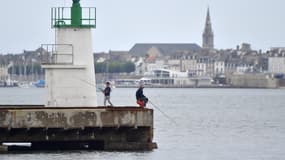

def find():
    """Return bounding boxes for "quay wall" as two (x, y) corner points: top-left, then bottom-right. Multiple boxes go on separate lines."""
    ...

(228, 74), (279, 89)
(0, 106), (156, 150)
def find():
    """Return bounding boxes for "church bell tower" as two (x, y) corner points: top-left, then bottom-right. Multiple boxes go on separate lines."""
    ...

(202, 8), (214, 49)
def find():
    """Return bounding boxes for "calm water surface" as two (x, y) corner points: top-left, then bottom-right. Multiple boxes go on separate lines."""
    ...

(0, 88), (285, 160)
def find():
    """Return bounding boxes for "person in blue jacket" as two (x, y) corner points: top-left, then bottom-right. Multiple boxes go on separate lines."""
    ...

(136, 82), (148, 107)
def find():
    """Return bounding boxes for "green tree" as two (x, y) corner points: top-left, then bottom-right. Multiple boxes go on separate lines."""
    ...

(95, 61), (135, 73)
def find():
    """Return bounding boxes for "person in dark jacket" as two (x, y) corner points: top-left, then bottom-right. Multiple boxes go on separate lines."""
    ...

(136, 83), (148, 107)
(102, 82), (113, 106)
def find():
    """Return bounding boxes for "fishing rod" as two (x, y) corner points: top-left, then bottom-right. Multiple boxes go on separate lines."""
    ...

(74, 76), (97, 88)
(73, 76), (107, 93)
(148, 100), (178, 125)
(72, 77), (178, 124)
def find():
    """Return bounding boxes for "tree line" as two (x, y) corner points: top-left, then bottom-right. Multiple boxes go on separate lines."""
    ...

(5, 61), (135, 75)
(95, 61), (135, 73)
(7, 64), (43, 75)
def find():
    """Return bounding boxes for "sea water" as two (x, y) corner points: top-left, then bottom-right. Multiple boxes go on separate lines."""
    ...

(0, 88), (285, 160)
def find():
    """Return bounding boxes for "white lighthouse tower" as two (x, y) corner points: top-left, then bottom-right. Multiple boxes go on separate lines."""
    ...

(42, 0), (97, 107)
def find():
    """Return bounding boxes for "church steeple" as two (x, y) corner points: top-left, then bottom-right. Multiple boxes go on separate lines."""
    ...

(203, 7), (214, 49)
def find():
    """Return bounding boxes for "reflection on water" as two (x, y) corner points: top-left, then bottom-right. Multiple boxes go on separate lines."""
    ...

(1, 88), (285, 160)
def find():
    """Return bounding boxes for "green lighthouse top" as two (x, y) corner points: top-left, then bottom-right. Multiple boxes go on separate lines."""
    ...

(51, 0), (96, 28)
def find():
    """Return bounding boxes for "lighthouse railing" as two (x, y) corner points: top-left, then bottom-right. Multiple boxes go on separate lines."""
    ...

(51, 7), (96, 28)
(41, 44), (74, 65)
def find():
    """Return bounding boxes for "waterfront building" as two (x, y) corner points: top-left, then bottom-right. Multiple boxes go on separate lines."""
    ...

(214, 60), (225, 75)
(146, 59), (168, 72)
(108, 50), (131, 61)
(0, 65), (8, 81)
(196, 57), (215, 77)
(224, 61), (238, 75)
(129, 43), (201, 57)
(181, 58), (197, 74)
(134, 57), (147, 75)
(240, 43), (252, 52)
(236, 63), (253, 73)
(144, 68), (191, 86)
(142, 68), (213, 87)
(268, 48), (285, 74)
(167, 59), (181, 71)
(146, 46), (163, 62)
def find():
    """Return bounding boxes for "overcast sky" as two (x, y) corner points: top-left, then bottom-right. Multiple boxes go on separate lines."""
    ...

(0, 0), (284, 54)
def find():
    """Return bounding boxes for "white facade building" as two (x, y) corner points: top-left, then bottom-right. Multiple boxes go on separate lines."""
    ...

(236, 64), (253, 73)
(167, 59), (181, 71)
(146, 60), (167, 72)
(0, 66), (8, 80)
(269, 55), (285, 74)
(135, 57), (147, 75)
(146, 69), (193, 85)
(181, 59), (197, 74)
(196, 57), (214, 77)
(214, 61), (225, 75)
(196, 63), (207, 76)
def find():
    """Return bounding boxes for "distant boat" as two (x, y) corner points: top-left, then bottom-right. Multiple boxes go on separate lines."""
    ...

(114, 79), (139, 88)
(18, 82), (35, 88)
(274, 73), (284, 79)
(34, 80), (45, 88)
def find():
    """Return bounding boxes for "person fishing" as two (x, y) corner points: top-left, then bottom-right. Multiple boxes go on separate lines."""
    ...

(102, 82), (113, 107)
(136, 82), (148, 107)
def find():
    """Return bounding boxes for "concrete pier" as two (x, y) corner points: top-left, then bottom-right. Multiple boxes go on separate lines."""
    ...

(0, 106), (157, 151)
(0, 145), (8, 153)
